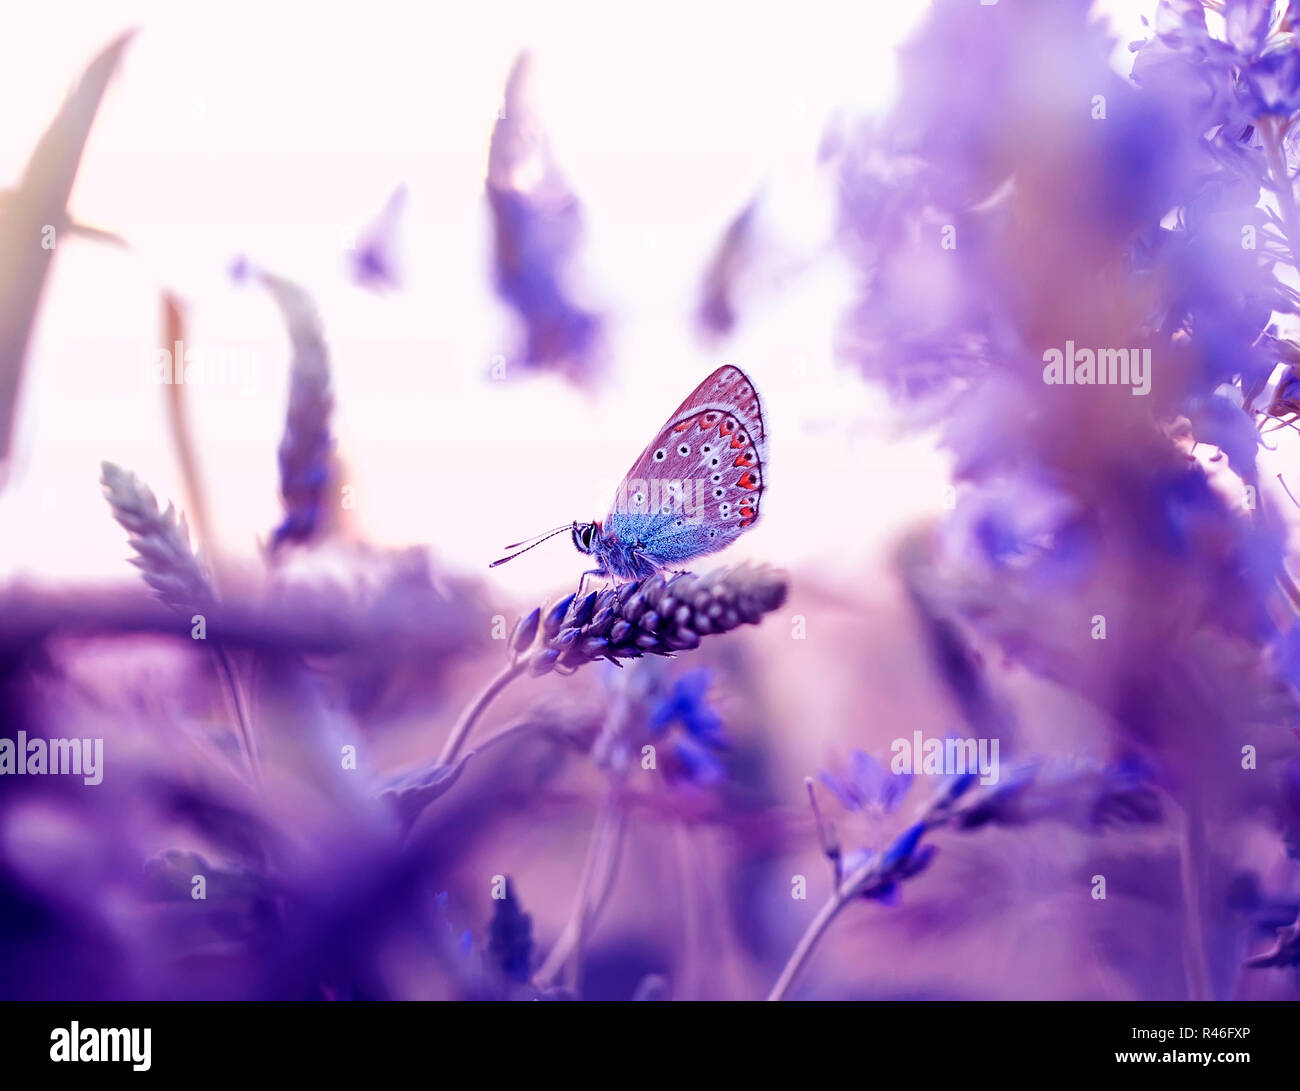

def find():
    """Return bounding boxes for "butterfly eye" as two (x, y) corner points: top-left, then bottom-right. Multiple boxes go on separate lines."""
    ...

(678, 443), (690, 456)
(713, 486), (724, 498)
(710, 457), (720, 467)
(653, 449), (666, 461)
(720, 502), (731, 515)
(701, 444), (711, 454)
(711, 473), (722, 483)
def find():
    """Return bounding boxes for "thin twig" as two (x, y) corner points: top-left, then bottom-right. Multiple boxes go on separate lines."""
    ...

(533, 788), (625, 988)
(436, 660), (527, 766)
(767, 885), (854, 1002)
(1264, 116), (1300, 261)
(211, 642), (261, 786)
(159, 293), (219, 575)
(673, 822), (704, 1001)
(572, 802), (628, 994)
(1172, 794), (1212, 1001)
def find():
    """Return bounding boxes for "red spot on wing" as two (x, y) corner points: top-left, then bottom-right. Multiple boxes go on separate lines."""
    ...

(673, 418), (693, 433)
(733, 452), (754, 467)
(730, 434), (748, 449)
(737, 471), (758, 490)
(719, 419), (736, 436)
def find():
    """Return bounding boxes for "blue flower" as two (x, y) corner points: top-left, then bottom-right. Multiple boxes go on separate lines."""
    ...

(841, 824), (938, 906)
(347, 185), (406, 292)
(1242, 49), (1300, 116)
(671, 734), (727, 788)
(1225, 0), (1274, 55)
(649, 669), (727, 747)
(487, 878), (533, 984)
(820, 750), (912, 815)
(485, 53), (604, 385)
(649, 669), (730, 788)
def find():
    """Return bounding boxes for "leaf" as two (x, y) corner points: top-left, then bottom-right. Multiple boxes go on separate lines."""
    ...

(378, 751), (475, 829)
(0, 31), (134, 475)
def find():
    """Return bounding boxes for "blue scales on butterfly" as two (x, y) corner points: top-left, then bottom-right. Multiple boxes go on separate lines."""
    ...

(491, 365), (768, 584)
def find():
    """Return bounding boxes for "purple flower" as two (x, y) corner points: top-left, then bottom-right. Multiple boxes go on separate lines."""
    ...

(1185, 391), (1261, 482)
(99, 462), (213, 612)
(648, 669), (731, 787)
(820, 750), (911, 815)
(839, 823), (938, 907)
(258, 273), (336, 552)
(1242, 49), (1300, 117)
(670, 733), (728, 789)
(512, 566), (789, 673)
(695, 198), (759, 338)
(649, 669), (726, 747)
(486, 53), (604, 384)
(1225, 0), (1275, 55)
(347, 185), (406, 291)
(487, 879), (533, 984)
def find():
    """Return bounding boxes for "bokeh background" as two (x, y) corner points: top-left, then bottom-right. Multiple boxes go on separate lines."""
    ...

(2, 0), (1299, 1001)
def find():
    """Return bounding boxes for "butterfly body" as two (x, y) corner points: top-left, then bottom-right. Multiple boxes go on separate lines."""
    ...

(572, 515), (706, 581)
(494, 365), (767, 584)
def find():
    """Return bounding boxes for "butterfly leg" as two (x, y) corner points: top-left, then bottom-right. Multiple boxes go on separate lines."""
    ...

(576, 568), (605, 598)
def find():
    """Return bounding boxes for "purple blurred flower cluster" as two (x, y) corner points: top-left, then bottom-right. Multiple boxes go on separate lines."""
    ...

(485, 53), (605, 384)
(5, 1), (1300, 1004)
(810, 0), (1300, 988)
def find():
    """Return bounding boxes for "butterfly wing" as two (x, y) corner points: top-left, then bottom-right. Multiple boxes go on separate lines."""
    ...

(603, 365), (767, 568)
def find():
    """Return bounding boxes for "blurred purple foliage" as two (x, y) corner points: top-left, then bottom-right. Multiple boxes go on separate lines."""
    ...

(5, 1), (1300, 1003)
(485, 53), (605, 385)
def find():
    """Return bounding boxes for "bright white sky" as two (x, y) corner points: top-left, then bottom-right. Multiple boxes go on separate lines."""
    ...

(0, 1), (1160, 595)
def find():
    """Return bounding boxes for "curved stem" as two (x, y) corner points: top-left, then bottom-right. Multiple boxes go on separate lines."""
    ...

(767, 893), (849, 1002)
(1175, 796), (1212, 1002)
(212, 642), (261, 786)
(533, 788), (625, 989)
(572, 803), (627, 994)
(471, 717), (548, 758)
(767, 849), (887, 1001)
(674, 823), (704, 1000)
(160, 293), (221, 581)
(1151, 784), (1211, 1001)
(1264, 116), (1300, 261)
(437, 660), (526, 766)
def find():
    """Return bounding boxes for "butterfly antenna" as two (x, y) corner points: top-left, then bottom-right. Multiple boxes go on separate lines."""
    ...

(490, 524), (573, 568)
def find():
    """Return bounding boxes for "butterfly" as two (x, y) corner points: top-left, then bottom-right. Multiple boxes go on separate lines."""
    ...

(492, 365), (768, 588)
